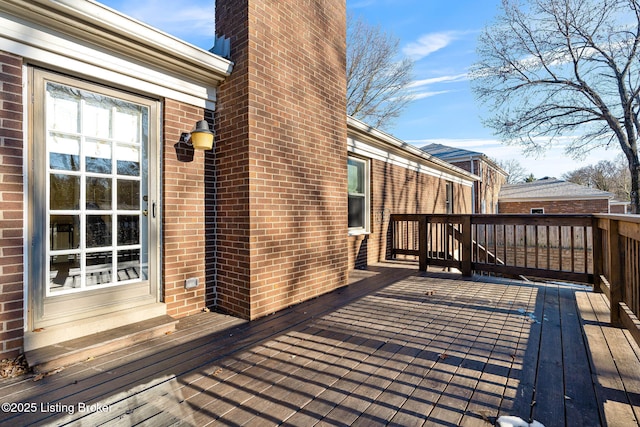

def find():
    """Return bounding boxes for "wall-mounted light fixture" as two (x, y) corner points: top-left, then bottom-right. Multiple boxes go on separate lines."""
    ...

(180, 120), (214, 150)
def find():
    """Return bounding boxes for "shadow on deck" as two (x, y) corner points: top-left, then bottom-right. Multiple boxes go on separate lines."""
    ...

(1, 262), (639, 426)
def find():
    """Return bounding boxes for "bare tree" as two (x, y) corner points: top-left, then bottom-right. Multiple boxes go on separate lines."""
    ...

(471, 0), (640, 213)
(563, 154), (631, 200)
(495, 158), (530, 183)
(347, 15), (414, 129)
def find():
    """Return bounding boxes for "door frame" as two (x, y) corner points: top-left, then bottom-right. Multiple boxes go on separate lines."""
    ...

(27, 67), (162, 331)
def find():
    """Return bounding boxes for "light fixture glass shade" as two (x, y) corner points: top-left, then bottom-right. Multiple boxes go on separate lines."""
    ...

(190, 120), (214, 150)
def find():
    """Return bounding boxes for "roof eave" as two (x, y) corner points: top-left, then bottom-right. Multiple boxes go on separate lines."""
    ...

(347, 116), (480, 182)
(1, 0), (233, 85)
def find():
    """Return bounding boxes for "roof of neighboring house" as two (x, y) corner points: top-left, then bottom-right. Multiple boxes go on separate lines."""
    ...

(499, 177), (614, 202)
(420, 143), (507, 177)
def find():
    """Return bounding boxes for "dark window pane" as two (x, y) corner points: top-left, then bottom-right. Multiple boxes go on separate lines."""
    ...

(86, 177), (112, 210)
(50, 153), (80, 171)
(86, 251), (113, 286)
(348, 195), (365, 228)
(50, 174), (80, 210)
(116, 144), (140, 176)
(117, 160), (140, 176)
(117, 180), (140, 210)
(86, 157), (112, 174)
(118, 215), (139, 245)
(49, 253), (80, 291)
(117, 249), (141, 281)
(50, 215), (80, 250)
(87, 215), (112, 248)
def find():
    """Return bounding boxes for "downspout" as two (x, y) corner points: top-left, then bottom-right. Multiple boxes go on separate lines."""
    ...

(470, 157), (476, 214)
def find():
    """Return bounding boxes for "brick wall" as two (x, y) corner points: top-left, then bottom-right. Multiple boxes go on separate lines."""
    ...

(215, 0), (348, 319)
(0, 52), (24, 359)
(498, 199), (610, 214)
(348, 158), (472, 269)
(162, 100), (210, 318)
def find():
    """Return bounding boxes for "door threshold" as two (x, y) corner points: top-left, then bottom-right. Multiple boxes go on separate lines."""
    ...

(25, 302), (167, 351)
(25, 314), (177, 373)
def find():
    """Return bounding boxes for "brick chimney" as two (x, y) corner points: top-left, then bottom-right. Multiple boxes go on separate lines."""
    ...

(214, 0), (348, 319)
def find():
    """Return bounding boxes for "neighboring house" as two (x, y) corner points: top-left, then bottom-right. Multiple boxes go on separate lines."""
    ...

(0, 0), (476, 360)
(421, 143), (507, 214)
(498, 178), (614, 214)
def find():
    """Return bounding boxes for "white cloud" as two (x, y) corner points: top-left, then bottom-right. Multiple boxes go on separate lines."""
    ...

(402, 32), (457, 60)
(409, 90), (452, 100)
(409, 73), (468, 88)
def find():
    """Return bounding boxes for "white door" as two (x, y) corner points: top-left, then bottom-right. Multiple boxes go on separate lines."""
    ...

(29, 69), (160, 329)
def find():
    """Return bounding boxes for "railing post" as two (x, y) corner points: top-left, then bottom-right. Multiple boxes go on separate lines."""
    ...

(461, 215), (472, 277)
(592, 216), (603, 293)
(608, 218), (622, 326)
(418, 216), (428, 272)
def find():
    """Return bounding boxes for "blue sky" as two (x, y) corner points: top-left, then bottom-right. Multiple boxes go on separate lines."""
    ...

(98, 0), (621, 178)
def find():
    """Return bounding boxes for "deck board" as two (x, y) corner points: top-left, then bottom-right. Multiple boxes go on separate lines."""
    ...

(559, 286), (601, 427)
(2, 263), (639, 426)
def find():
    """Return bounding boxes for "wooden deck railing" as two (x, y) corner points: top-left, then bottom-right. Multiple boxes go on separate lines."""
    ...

(593, 214), (640, 345)
(390, 213), (640, 345)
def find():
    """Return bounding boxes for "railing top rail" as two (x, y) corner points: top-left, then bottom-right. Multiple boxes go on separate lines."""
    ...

(593, 213), (640, 224)
(390, 213), (595, 226)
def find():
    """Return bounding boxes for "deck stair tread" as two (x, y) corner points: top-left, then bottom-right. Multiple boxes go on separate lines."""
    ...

(576, 291), (640, 426)
(24, 315), (178, 374)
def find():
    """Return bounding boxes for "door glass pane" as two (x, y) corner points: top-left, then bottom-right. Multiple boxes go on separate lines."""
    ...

(47, 86), (79, 133)
(118, 249), (141, 282)
(50, 174), (80, 210)
(86, 177), (112, 210)
(114, 110), (141, 143)
(116, 144), (140, 176)
(50, 215), (80, 250)
(85, 139), (112, 173)
(87, 215), (112, 248)
(117, 180), (140, 210)
(83, 101), (111, 138)
(86, 252), (113, 286)
(118, 215), (140, 245)
(49, 254), (81, 292)
(50, 135), (80, 171)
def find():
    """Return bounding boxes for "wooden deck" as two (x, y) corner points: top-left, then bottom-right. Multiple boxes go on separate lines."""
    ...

(1, 263), (639, 426)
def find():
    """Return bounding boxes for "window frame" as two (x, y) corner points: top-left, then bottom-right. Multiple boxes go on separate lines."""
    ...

(445, 181), (454, 214)
(531, 208), (545, 214)
(347, 155), (370, 234)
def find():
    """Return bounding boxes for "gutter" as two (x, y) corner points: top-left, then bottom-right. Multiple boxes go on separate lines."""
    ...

(347, 116), (480, 183)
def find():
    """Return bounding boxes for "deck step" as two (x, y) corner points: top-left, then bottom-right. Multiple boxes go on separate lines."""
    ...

(24, 315), (178, 374)
(576, 291), (640, 426)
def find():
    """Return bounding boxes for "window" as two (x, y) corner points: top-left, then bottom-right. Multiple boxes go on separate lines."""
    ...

(531, 208), (545, 214)
(348, 156), (369, 232)
(445, 181), (454, 214)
